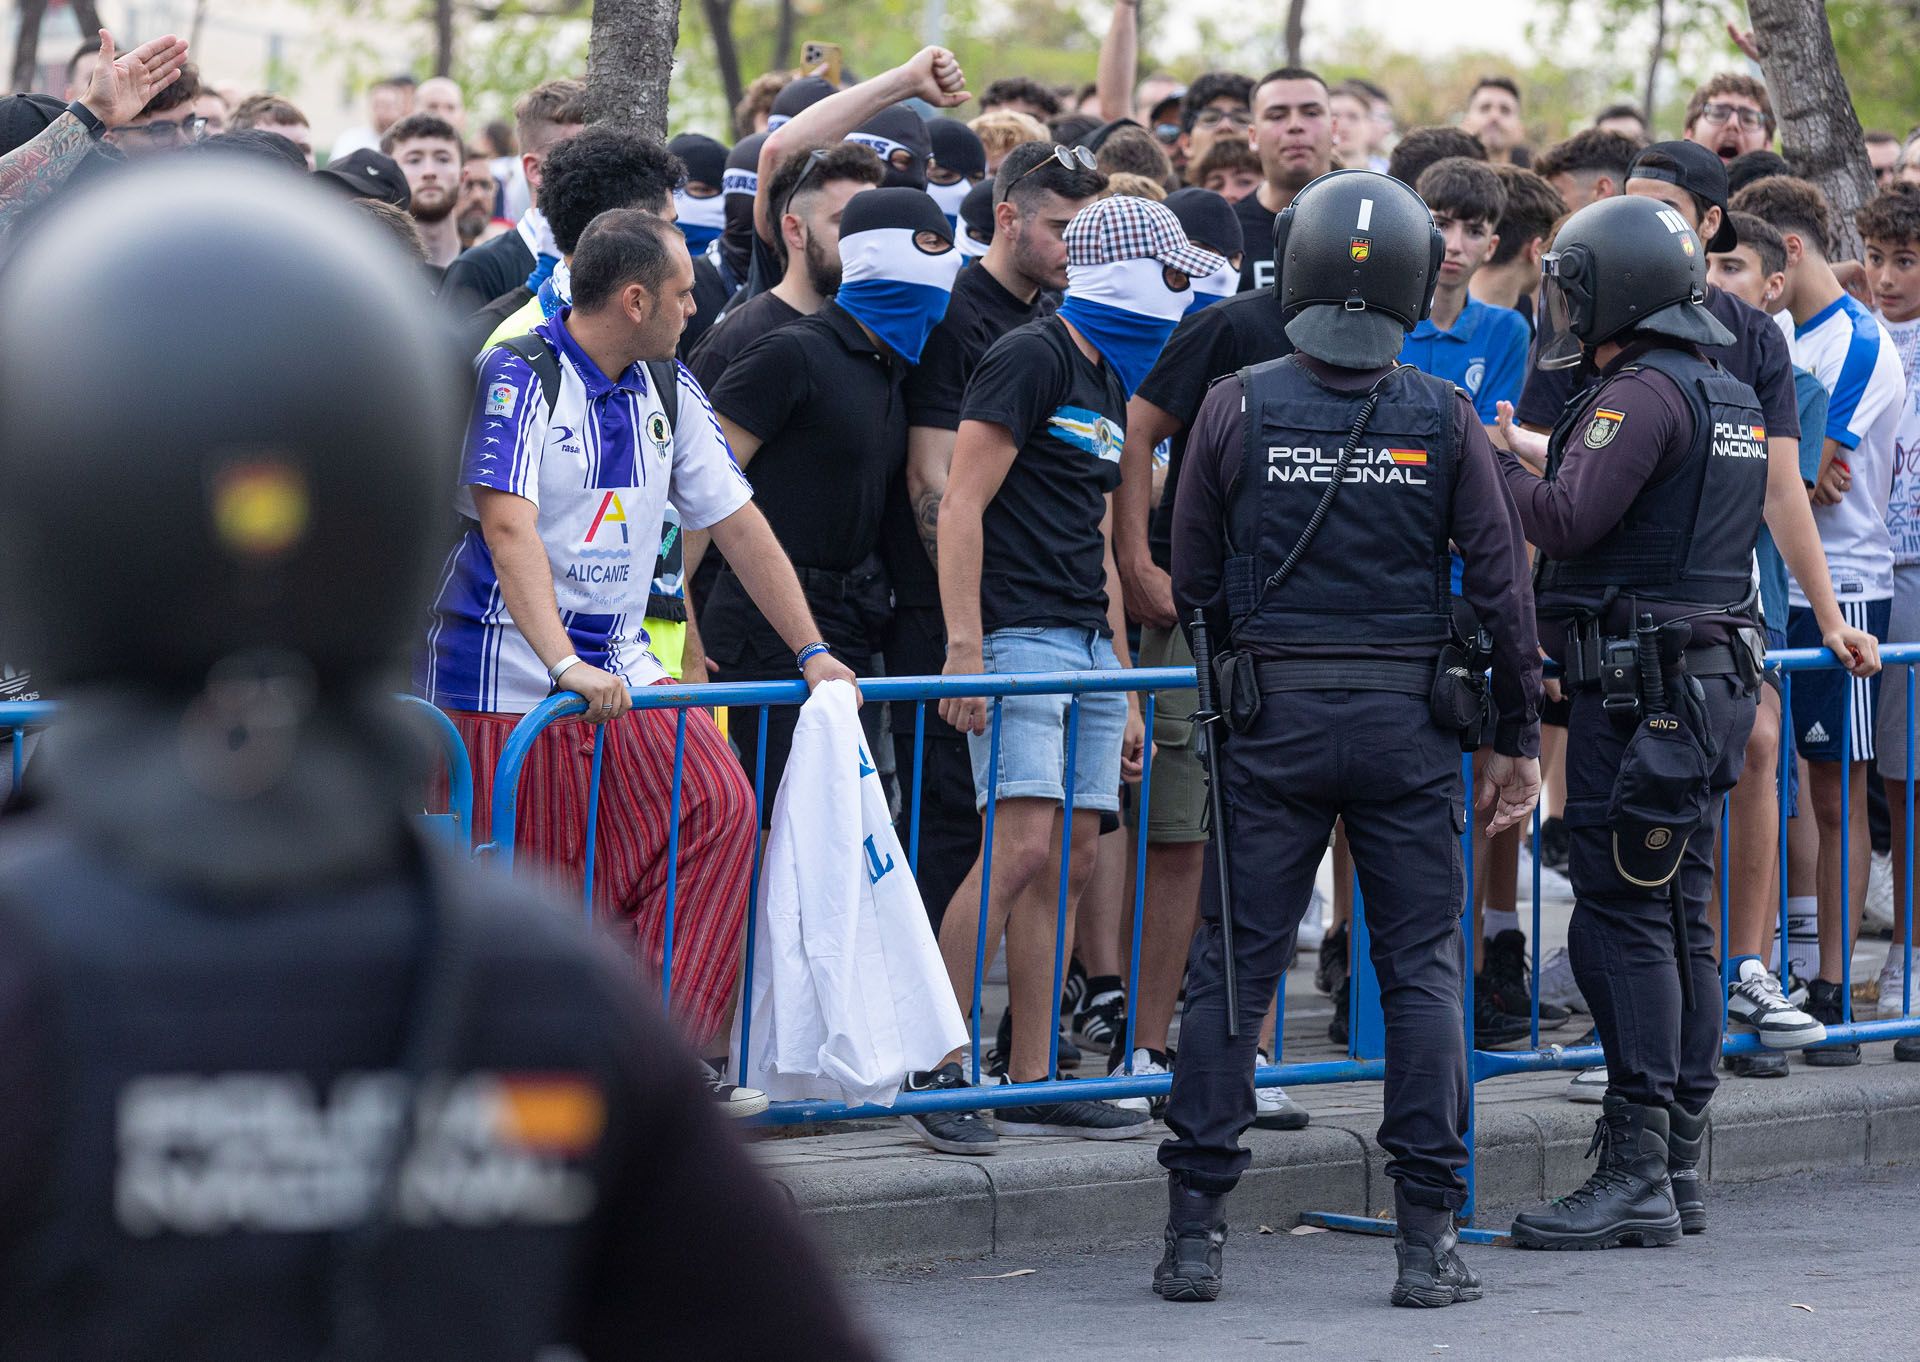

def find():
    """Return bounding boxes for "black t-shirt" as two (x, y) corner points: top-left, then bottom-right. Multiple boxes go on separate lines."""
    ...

(681, 254), (730, 361)
(1232, 192), (1281, 294)
(906, 265), (1051, 431)
(882, 265), (1053, 609)
(709, 301), (909, 572)
(687, 289), (804, 392)
(439, 228), (534, 317)
(962, 316), (1127, 634)
(1515, 283), (1801, 441)
(1135, 288), (1295, 568)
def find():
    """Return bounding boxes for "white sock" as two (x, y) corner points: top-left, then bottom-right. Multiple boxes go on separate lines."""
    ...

(1484, 909), (1520, 938)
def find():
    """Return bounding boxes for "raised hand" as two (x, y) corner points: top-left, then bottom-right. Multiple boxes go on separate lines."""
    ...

(80, 30), (190, 129)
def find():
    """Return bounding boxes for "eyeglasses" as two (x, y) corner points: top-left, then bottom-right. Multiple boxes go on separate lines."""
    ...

(1005, 143), (1098, 198)
(1696, 102), (1767, 130)
(1193, 108), (1253, 130)
(1152, 121), (1182, 145)
(123, 114), (208, 145)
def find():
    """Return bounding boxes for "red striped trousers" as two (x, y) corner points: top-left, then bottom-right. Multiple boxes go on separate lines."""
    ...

(448, 689), (757, 1050)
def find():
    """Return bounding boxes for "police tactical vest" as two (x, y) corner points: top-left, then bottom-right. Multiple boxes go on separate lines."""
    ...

(1225, 357), (1459, 651)
(1534, 345), (1768, 618)
(0, 833), (624, 1359)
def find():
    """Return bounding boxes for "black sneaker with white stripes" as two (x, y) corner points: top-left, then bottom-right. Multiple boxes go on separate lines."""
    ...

(898, 1063), (999, 1155)
(1073, 982), (1128, 1049)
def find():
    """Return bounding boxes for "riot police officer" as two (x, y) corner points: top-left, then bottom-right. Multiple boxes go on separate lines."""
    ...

(1156, 170), (1543, 1307)
(0, 163), (877, 1361)
(1499, 195), (1876, 1250)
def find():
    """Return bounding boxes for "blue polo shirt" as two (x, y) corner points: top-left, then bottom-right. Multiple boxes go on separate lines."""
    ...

(1398, 296), (1530, 424)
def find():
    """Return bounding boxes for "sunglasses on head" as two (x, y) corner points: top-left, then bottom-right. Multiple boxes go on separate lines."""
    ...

(1007, 143), (1098, 196)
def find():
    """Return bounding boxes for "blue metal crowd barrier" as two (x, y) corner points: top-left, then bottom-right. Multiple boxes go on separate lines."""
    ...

(0, 694), (477, 847)
(489, 644), (1920, 1239)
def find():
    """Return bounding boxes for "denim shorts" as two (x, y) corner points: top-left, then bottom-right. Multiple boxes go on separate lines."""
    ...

(967, 625), (1127, 813)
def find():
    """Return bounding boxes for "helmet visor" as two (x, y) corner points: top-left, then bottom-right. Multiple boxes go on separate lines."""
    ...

(1535, 252), (1585, 371)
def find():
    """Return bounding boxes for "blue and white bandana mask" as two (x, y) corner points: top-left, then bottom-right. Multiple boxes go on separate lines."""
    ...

(926, 176), (973, 229)
(1185, 255), (1240, 314)
(1057, 256), (1195, 396)
(844, 132), (925, 189)
(673, 187), (726, 253)
(834, 218), (961, 365)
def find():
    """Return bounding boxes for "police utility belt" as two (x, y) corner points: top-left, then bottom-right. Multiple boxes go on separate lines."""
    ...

(1211, 608), (1493, 754)
(1556, 614), (1763, 721)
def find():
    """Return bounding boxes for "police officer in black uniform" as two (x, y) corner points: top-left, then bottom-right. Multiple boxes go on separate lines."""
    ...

(1499, 194), (1877, 1251)
(0, 162), (878, 1362)
(1155, 170), (1543, 1307)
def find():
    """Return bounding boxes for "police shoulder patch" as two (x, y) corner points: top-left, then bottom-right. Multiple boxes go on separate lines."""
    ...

(1584, 407), (1626, 449)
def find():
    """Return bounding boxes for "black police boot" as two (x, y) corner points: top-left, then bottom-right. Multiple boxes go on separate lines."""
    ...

(1510, 1096), (1683, 1250)
(1389, 1196), (1482, 1309)
(1153, 1178), (1227, 1303)
(1666, 1102), (1708, 1235)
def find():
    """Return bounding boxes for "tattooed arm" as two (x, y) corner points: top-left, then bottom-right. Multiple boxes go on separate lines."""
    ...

(0, 30), (188, 234)
(0, 116), (97, 235)
(906, 425), (954, 568)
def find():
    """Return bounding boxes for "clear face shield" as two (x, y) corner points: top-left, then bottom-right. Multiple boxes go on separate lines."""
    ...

(1534, 248), (1590, 371)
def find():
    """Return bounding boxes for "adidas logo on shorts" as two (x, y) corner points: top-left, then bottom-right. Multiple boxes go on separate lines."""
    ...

(1805, 720), (1831, 744)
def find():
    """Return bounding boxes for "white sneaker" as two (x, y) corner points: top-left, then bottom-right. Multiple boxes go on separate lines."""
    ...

(1537, 946), (1589, 1014)
(1878, 950), (1915, 1019)
(1108, 1046), (1170, 1115)
(1726, 957), (1828, 1049)
(1568, 1065), (1608, 1103)
(1865, 850), (1897, 935)
(1253, 1051), (1309, 1130)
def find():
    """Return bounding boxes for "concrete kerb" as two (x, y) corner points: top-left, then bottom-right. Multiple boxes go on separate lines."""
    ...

(762, 1060), (1920, 1270)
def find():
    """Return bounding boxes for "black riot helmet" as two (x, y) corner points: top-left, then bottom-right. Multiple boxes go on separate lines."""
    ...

(1535, 192), (1736, 370)
(0, 162), (463, 702)
(1274, 168), (1444, 369)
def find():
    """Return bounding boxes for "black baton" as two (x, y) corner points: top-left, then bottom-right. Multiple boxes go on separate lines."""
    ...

(1189, 610), (1240, 1039)
(1639, 613), (1695, 1013)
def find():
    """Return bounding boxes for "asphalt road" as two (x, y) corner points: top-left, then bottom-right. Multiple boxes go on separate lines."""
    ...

(853, 1165), (1918, 1361)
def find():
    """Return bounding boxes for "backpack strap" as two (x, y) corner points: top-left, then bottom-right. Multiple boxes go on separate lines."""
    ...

(496, 332), (561, 418)
(645, 358), (679, 432)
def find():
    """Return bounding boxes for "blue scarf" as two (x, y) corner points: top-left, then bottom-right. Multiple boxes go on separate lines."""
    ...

(1057, 257), (1195, 395)
(525, 252), (560, 294)
(833, 222), (961, 365)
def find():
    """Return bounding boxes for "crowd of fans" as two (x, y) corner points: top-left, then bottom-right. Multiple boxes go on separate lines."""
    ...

(7, 12), (1920, 1130)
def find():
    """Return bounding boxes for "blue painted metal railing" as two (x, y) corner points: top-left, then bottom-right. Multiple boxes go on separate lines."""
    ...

(0, 694), (477, 849)
(488, 644), (1920, 1236)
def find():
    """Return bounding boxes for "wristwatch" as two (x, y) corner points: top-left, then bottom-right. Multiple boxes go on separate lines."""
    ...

(65, 101), (107, 140)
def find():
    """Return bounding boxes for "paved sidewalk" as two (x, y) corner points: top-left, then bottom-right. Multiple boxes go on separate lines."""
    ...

(749, 847), (1920, 1267)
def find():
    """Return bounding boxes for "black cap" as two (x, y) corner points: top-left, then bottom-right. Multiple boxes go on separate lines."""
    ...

(1147, 87), (1188, 125)
(0, 93), (69, 156)
(770, 75), (837, 125)
(1627, 140), (1737, 252)
(668, 132), (728, 190)
(1164, 186), (1244, 260)
(1078, 118), (1143, 153)
(927, 117), (986, 181)
(1608, 712), (1713, 888)
(313, 148), (410, 210)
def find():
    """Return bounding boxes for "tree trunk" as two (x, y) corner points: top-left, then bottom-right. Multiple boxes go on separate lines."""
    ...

(1283, 0), (1307, 66)
(433, 0), (455, 77)
(770, 0), (795, 75)
(1641, 0), (1667, 132)
(1748, 0), (1875, 258)
(701, 0), (743, 120)
(69, 0), (102, 44)
(587, 0), (682, 140)
(10, 0), (46, 93)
